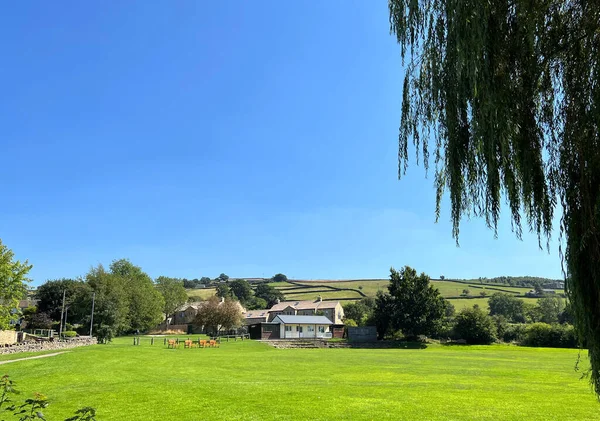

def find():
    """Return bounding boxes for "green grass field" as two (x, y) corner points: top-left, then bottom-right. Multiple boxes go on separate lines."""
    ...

(186, 287), (217, 299)
(3, 337), (599, 420)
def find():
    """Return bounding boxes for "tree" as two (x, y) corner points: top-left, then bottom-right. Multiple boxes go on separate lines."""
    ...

(254, 283), (284, 308)
(200, 277), (212, 285)
(374, 266), (446, 339)
(343, 297), (377, 326)
(155, 276), (188, 323)
(26, 312), (53, 330)
(218, 298), (244, 332)
(216, 273), (229, 283)
(109, 259), (164, 332)
(479, 291), (487, 297)
(0, 239), (32, 330)
(454, 307), (497, 345)
(36, 279), (91, 324)
(85, 265), (130, 340)
(488, 293), (525, 323)
(461, 289), (470, 297)
(389, 0), (600, 394)
(245, 296), (267, 310)
(193, 296), (221, 334)
(215, 283), (232, 299)
(537, 295), (565, 324)
(229, 279), (253, 303)
(271, 273), (288, 283)
(192, 296), (243, 334)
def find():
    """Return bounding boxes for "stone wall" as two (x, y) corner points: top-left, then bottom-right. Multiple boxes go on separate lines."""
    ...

(0, 330), (17, 346)
(0, 337), (97, 355)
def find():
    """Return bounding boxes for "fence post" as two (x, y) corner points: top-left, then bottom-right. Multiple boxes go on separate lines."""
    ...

(133, 337), (136, 346)
(151, 337), (154, 345)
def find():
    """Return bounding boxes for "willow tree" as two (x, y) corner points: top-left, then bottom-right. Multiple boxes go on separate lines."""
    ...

(388, 0), (600, 394)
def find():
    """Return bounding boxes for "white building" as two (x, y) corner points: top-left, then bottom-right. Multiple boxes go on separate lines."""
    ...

(272, 315), (333, 339)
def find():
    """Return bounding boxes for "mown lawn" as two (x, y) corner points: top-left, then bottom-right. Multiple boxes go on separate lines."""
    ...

(3, 337), (599, 420)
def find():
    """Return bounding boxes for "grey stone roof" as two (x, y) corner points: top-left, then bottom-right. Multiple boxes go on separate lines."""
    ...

(272, 315), (332, 324)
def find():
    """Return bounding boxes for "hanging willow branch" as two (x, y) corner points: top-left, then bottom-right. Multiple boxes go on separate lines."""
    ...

(389, 0), (600, 396)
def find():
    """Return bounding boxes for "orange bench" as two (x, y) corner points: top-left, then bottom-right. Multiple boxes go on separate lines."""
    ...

(167, 339), (178, 349)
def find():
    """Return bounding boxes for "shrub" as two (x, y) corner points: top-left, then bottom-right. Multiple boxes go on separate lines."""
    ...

(522, 323), (577, 348)
(454, 307), (497, 344)
(501, 324), (527, 343)
(63, 331), (78, 338)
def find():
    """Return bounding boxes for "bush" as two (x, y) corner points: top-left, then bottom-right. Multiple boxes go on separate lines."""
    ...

(501, 324), (527, 343)
(63, 331), (78, 338)
(521, 323), (577, 348)
(454, 307), (497, 344)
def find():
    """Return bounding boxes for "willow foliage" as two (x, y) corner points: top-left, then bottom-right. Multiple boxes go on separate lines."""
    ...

(388, 0), (600, 395)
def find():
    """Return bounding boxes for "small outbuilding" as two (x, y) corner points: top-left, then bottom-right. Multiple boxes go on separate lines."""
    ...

(271, 315), (333, 339)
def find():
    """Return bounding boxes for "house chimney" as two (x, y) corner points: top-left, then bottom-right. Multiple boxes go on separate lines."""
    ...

(275, 298), (280, 304)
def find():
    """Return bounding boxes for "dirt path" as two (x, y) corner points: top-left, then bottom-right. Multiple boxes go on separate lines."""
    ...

(0, 351), (69, 365)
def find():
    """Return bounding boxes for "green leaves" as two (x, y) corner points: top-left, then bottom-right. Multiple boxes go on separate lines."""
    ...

(389, 0), (600, 397)
(0, 239), (32, 330)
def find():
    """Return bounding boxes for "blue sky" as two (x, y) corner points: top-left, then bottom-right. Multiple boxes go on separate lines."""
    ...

(1, 2), (563, 285)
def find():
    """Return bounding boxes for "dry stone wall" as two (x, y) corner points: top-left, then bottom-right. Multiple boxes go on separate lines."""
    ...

(0, 337), (97, 355)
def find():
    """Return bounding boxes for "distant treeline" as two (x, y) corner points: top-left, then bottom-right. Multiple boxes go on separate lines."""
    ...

(444, 276), (564, 289)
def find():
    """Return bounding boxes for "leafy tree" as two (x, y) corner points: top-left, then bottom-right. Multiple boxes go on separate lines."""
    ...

(454, 307), (497, 345)
(216, 273), (229, 283)
(215, 283), (232, 299)
(439, 275), (445, 281)
(488, 293), (525, 323)
(245, 296), (267, 310)
(271, 273), (288, 283)
(155, 276), (188, 323)
(254, 284), (284, 308)
(192, 296), (243, 334)
(343, 298), (377, 326)
(537, 295), (565, 324)
(25, 311), (53, 330)
(218, 298), (244, 332)
(389, 0), (600, 394)
(0, 240), (32, 330)
(374, 266), (446, 339)
(373, 291), (393, 340)
(86, 265), (129, 340)
(229, 279), (253, 303)
(479, 291), (487, 297)
(35, 279), (91, 324)
(109, 259), (164, 332)
(200, 277), (212, 285)
(182, 279), (196, 289)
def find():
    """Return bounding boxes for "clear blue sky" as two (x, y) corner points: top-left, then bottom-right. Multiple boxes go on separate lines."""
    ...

(0, 2), (563, 285)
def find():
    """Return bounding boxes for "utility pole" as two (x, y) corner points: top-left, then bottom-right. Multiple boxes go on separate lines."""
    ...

(58, 290), (66, 339)
(89, 292), (95, 337)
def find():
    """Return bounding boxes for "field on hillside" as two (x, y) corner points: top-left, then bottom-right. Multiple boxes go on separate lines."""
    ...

(186, 287), (216, 299)
(185, 279), (545, 310)
(4, 337), (598, 420)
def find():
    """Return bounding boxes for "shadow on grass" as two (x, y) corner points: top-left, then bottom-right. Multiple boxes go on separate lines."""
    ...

(338, 340), (428, 349)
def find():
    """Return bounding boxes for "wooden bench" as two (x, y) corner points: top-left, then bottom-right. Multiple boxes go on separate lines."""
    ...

(167, 339), (178, 349)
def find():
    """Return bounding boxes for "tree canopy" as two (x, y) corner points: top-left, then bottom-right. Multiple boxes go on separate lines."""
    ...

(155, 276), (188, 322)
(375, 266), (447, 339)
(389, 0), (600, 394)
(0, 239), (32, 330)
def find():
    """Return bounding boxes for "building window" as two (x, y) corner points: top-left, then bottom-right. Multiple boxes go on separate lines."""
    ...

(307, 326), (314, 332)
(318, 326), (325, 333)
(285, 326), (292, 332)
